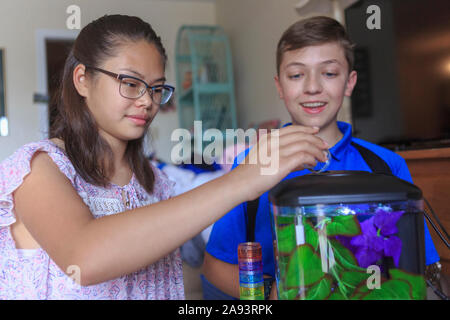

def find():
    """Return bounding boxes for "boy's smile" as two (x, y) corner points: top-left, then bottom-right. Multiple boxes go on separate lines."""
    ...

(300, 101), (327, 114)
(274, 42), (357, 146)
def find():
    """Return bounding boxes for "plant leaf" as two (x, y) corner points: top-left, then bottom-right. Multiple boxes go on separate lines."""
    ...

(277, 223), (296, 254)
(306, 275), (332, 300)
(328, 291), (347, 300)
(303, 220), (319, 250)
(279, 287), (299, 300)
(276, 215), (295, 226)
(341, 271), (370, 290)
(326, 215), (361, 237)
(350, 292), (366, 300)
(362, 279), (412, 300)
(286, 244), (324, 287)
(389, 269), (426, 300)
(329, 239), (365, 272)
(352, 274), (389, 298)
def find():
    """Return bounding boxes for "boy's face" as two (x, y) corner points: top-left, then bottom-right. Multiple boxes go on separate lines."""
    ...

(274, 42), (357, 131)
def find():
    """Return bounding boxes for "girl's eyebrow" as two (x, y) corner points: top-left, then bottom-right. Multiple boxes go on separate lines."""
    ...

(119, 68), (166, 84)
(151, 77), (167, 84)
(120, 68), (145, 78)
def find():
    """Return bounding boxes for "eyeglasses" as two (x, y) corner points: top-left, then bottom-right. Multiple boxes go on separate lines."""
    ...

(84, 65), (175, 105)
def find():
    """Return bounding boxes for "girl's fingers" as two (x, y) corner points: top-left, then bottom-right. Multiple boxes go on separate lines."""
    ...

(259, 125), (328, 150)
(277, 125), (319, 137)
(246, 124), (329, 173)
(279, 140), (328, 163)
(238, 129), (330, 200)
(258, 126), (328, 163)
(280, 151), (318, 175)
(258, 125), (317, 143)
(278, 131), (328, 150)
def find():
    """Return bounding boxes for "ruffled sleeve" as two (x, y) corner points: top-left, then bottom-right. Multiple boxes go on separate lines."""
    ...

(0, 140), (77, 227)
(151, 164), (176, 201)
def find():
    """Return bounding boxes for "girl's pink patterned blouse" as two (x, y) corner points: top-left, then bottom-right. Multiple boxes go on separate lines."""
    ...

(0, 140), (185, 299)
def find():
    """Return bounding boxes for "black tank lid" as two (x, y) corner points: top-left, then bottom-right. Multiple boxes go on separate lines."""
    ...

(269, 171), (422, 206)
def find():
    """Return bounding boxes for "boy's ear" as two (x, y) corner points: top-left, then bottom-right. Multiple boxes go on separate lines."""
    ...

(73, 64), (89, 98)
(274, 75), (284, 99)
(344, 70), (357, 97)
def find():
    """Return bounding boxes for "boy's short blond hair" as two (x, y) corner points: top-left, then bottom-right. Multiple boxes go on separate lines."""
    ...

(276, 16), (355, 74)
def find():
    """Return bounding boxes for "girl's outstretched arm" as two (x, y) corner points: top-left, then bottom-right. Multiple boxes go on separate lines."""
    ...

(13, 125), (328, 286)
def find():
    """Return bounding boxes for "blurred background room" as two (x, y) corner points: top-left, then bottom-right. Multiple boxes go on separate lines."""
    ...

(0, 0), (448, 299)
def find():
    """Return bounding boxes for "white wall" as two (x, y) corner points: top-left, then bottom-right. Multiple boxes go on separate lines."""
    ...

(0, 0), (216, 162)
(214, 0), (299, 129)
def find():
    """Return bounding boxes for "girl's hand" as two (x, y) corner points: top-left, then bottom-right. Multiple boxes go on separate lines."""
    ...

(232, 125), (328, 201)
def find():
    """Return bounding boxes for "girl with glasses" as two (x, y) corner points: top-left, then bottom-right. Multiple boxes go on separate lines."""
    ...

(0, 14), (328, 299)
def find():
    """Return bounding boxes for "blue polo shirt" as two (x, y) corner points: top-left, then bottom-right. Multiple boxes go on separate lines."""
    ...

(206, 121), (440, 279)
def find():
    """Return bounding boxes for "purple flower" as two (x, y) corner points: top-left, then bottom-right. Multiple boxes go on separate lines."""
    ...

(349, 218), (385, 267)
(383, 235), (402, 267)
(373, 210), (404, 236)
(334, 235), (355, 251)
(335, 210), (405, 269)
(354, 246), (384, 268)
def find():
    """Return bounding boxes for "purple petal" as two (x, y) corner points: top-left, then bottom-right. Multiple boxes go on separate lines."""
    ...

(351, 233), (383, 250)
(350, 234), (366, 247)
(350, 218), (383, 250)
(383, 236), (402, 267)
(355, 247), (383, 268)
(374, 210), (404, 237)
(335, 235), (357, 253)
(371, 236), (385, 252)
(360, 217), (378, 236)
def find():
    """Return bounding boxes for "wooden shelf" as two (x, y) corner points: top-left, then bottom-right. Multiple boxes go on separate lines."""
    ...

(396, 147), (450, 274)
(397, 147), (450, 160)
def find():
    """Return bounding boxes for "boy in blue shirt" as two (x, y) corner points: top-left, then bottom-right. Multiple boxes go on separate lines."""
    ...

(202, 16), (440, 299)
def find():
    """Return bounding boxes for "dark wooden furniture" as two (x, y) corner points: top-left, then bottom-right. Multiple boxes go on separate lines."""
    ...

(397, 148), (450, 275)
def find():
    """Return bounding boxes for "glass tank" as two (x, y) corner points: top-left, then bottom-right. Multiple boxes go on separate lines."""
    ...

(269, 171), (426, 300)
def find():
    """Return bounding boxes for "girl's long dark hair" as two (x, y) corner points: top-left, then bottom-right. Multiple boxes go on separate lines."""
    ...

(51, 15), (167, 194)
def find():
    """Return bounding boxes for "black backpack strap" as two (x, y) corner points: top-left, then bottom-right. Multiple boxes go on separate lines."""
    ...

(245, 198), (260, 242)
(351, 141), (393, 175)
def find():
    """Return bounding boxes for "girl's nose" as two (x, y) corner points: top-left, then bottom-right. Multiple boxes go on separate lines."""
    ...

(136, 89), (153, 108)
(137, 90), (160, 115)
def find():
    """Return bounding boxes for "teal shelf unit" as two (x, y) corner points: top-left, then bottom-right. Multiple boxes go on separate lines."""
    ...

(175, 25), (238, 155)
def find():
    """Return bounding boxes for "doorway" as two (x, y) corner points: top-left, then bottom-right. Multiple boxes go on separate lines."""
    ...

(35, 29), (78, 138)
(46, 39), (75, 137)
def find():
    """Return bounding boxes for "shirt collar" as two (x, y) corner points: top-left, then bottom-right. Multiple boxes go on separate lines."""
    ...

(282, 121), (352, 161)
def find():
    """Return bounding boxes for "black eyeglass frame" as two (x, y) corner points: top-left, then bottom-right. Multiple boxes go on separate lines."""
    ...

(84, 65), (175, 105)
